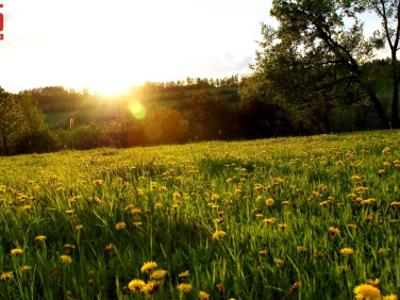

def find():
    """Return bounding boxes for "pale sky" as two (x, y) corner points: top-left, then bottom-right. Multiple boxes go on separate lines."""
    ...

(0, 1), (386, 95)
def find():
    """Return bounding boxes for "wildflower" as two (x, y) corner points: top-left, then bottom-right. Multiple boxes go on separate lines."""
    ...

(263, 217), (277, 224)
(177, 283), (193, 293)
(383, 295), (398, 300)
(274, 258), (285, 267)
(131, 208), (141, 216)
(211, 193), (220, 201)
(378, 169), (386, 175)
(10, 248), (24, 257)
(259, 249), (269, 256)
(297, 246), (307, 254)
(390, 201), (400, 208)
(215, 282), (224, 293)
(278, 223), (289, 230)
(128, 279), (145, 293)
(179, 270), (190, 278)
(141, 261), (157, 273)
(173, 191), (181, 199)
(65, 209), (74, 215)
(0, 271), (13, 281)
(60, 255), (72, 264)
(172, 203), (180, 209)
(199, 291), (210, 300)
(75, 224), (84, 231)
(377, 248), (389, 255)
(104, 243), (114, 254)
(154, 202), (163, 209)
(265, 198), (275, 207)
(133, 221), (143, 227)
(347, 224), (357, 230)
(93, 179), (103, 188)
(353, 283), (381, 300)
(151, 269), (167, 280)
(340, 247), (354, 257)
(35, 235), (47, 242)
(288, 282), (301, 293)
(212, 230), (226, 240)
(255, 213), (264, 219)
(328, 226), (340, 235)
(19, 265), (32, 273)
(141, 281), (158, 294)
(115, 222), (126, 231)
(382, 147), (391, 154)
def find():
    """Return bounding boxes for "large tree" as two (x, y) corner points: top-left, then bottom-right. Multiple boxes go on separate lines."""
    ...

(256, 0), (400, 129)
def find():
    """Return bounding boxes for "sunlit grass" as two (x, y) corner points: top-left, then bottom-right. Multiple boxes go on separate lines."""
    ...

(0, 130), (399, 299)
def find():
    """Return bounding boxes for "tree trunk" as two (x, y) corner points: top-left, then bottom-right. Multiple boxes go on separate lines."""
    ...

(363, 84), (390, 129)
(392, 82), (399, 128)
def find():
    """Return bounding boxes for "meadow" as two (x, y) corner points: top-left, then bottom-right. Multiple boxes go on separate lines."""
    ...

(0, 130), (399, 299)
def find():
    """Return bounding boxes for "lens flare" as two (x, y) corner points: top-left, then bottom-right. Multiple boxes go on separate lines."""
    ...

(128, 102), (146, 120)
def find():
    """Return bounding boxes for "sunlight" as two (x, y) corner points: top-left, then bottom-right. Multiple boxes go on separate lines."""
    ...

(128, 101), (147, 120)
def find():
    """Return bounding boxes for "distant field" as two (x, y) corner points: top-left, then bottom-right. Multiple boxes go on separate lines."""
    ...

(0, 131), (399, 299)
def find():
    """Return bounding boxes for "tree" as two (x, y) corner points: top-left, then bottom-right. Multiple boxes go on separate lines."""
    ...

(264, 0), (392, 128)
(355, 0), (400, 127)
(0, 87), (23, 155)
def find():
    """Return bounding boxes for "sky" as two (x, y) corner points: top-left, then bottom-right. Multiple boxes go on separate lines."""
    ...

(0, 0), (385, 95)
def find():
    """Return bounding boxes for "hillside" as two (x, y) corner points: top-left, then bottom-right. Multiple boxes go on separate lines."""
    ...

(0, 131), (399, 299)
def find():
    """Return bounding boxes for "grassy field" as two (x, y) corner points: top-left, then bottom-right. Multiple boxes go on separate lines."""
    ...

(0, 131), (400, 299)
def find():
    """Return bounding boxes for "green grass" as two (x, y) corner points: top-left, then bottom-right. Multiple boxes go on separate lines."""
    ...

(0, 130), (399, 299)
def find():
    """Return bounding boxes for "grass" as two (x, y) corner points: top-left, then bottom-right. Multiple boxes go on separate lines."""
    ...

(0, 130), (399, 299)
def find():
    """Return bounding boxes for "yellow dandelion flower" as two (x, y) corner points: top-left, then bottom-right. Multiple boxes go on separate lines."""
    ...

(297, 246), (307, 253)
(59, 255), (72, 264)
(259, 249), (269, 256)
(141, 261), (157, 273)
(382, 147), (391, 154)
(151, 269), (167, 280)
(35, 235), (46, 242)
(141, 281), (158, 294)
(211, 193), (220, 201)
(115, 222), (126, 231)
(212, 230), (226, 240)
(133, 221), (143, 227)
(274, 258), (285, 267)
(10, 248), (24, 257)
(265, 198), (275, 207)
(0, 271), (13, 281)
(63, 244), (76, 254)
(263, 217), (277, 224)
(278, 223), (289, 230)
(353, 283), (381, 300)
(340, 247), (354, 257)
(128, 279), (145, 293)
(131, 208), (142, 216)
(383, 294), (398, 300)
(75, 224), (84, 231)
(105, 243), (114, 253)
(177, 283), (193, 293)
(154, 202), (163, 209)
(178, 270), (190, 278)
(328, 226), (340, 235)
(215, 282), (224, 292)
(199, 291), (211, 300)
(255, 213), (264, 220)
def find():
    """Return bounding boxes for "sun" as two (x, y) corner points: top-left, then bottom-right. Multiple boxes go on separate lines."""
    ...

(92, 82), (131, 97)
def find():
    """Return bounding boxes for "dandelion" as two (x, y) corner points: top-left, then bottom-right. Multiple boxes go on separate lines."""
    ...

(199, 291), (211, 300)
(151, 269), (167, 280)
(35, 235), (47, 242)
(382, 147), (391, 154)
(215, 282), (224, 293)
(128, 279), (145, 293)
(131, 208), (141, 216)
(377, 248), (388, 255)
(154, 202), (163, 209)
(211, 193), (220, 201)
(0, 271), (13, 281)
(383, 295), (398, 300)
(278, 223), (289, 230)
(133, 221), (143, 227)
(105, 243), (114, 254)
(141, 281), (158, 294)
(10, 248), (24, 257)
(265, 198), (275, 207)
(340, 247), (354, 257)
(297, 246), (307, 254)
(75, 224), (84, 231)
(328, 226), (340, 235)
(259, 249), (269, 256)
(263, 217), (277, 224)
(141, 261), (157, 273)
(274, 258), (285, 267)
(177, 283), (193, 293)
(178, 270), (190, 278)
(60, 255), (72, 264)
(353, 283), (381, 300)
(212, 230), (226, 240)
(115, 222), (126, 231)
(64, 244), (76, 254)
